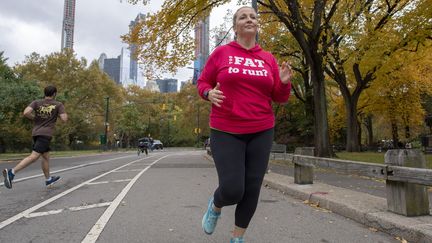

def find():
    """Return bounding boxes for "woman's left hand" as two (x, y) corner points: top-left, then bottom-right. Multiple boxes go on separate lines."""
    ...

(279, 62), (292, 84)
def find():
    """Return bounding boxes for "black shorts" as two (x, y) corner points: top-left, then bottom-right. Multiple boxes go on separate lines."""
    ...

(32, 136), (52, 153)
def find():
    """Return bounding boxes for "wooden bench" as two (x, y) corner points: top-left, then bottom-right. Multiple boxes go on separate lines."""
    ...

(270, 143), (287, 159)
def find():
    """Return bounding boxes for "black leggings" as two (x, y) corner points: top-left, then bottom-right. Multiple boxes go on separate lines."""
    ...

(210, 128), (274, 228)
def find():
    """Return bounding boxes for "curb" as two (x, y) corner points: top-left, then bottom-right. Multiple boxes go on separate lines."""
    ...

(263, 172), (432, 243)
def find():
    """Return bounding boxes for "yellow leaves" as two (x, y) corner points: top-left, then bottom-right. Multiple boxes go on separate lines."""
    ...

(368, 227), (378, 232)
(302, 199), (332, 213)
(395, 236), (409, 243)
(122, 0), (232, 75)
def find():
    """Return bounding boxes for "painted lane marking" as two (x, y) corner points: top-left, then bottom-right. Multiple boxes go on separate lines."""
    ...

(69, 202), (112, 211)
(25, 209), (64, 218)
(86, 179), (132, 185)
(112, 169), (143, 173)
(81, 155), (170, 243)
(25, 202), (112, 218)
(0, 156), (149, 230)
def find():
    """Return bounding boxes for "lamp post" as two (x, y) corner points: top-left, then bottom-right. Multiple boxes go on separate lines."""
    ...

(197, 104), (200, 146)
(104, 96), (110, 151)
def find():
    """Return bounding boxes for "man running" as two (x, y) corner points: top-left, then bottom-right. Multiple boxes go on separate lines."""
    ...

(3, 85), (68, 189)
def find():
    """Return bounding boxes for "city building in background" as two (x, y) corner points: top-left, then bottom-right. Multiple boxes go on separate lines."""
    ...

(61, 0), (76, 50)
(128, 14), (146, 86)
(97, 13), (147, 88)
(144, 80), (160, 92)
(98, 53), (121, 85)
(156, 78), (178, 93)
(98, 47), (148, 88)
(119, 47), (132, 87)
(192, 16), (210, 84)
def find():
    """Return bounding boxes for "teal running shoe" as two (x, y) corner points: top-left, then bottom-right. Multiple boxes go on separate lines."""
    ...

(230, 237), (244, 243)
(201, 197), (221, 235)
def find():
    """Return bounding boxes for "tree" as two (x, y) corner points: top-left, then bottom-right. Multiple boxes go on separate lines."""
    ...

(365, 42), (432, 147)
(124, 0), (334, 156)
(0, 51), (40, 152)
(259, 18), (315, 145)
(15, 50), (124, 148)
(323, 0), (432, 151)
(259, 0), (336, 156)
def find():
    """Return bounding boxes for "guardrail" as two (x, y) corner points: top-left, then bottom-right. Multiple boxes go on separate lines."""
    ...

(270, 143), (287, 159)
(286, 147), (431, 217)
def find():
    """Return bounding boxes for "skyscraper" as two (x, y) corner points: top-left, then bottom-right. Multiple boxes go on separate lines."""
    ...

(99, 53), (121, 85)
(156, 79), (178, 93)
(61, 0), (76, 50)
(129, 14), (146, 85)
(98, 47), (135, 87)
(192, 16), (210, 84)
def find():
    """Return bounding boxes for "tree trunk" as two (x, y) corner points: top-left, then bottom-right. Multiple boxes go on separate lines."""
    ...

(365, 115), (374, 147)
(344, 98), (361, 152)
(270, 0), (331, 157)
(358, 120), (362, 151)
(311, 60), (332, 157)
(391, 120), (399, 148)
(303, 67), (315, 146)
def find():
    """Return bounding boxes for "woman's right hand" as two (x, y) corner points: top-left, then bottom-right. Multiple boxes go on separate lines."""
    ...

(208, 82), (225, 107)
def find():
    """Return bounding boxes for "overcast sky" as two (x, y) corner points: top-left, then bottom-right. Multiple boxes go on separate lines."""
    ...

(0, 0), (239, 82)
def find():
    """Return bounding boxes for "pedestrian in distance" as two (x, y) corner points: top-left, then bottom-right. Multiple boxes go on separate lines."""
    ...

(3, 85), (68, 189)
(138, 140), (149, 156)
(197, 6), (292, 243)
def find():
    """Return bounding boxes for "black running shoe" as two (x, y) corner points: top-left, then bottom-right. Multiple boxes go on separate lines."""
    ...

(46, 176), (61, 187)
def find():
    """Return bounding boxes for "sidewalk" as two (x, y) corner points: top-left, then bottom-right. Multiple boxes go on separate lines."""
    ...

(263, 171), (432, 243)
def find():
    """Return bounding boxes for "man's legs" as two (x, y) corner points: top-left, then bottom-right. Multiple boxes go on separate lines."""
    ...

(41, 152), (50, 179)
(39, 149), (60, 187)
(14, 151), (42, 174)
(3, 151), (41, 188)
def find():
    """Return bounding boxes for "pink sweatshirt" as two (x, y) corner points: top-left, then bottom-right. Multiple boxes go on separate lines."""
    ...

(197, 41), (291, 134)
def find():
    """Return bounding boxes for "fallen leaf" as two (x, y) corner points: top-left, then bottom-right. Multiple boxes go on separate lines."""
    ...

(368, 227), (378, 232)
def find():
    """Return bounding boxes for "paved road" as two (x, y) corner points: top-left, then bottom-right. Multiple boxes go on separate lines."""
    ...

(0, 150), (399, 242)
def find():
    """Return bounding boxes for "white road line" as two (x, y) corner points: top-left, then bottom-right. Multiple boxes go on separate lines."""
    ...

(25, 202), (112, 218)
(86, 181), (109, 185)
(0, 157), (149, 230)
(81, 155), (170, 243)
(86, 179), (132, 185)
(69, 202), (112, 211)
(112, 179), (132, 183)
(112, 169), (143, 173)
(25, 209), (64, 218)
(0, 154), (138, 186)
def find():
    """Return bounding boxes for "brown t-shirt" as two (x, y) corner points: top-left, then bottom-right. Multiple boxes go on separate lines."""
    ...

(29, 99), (66, 137)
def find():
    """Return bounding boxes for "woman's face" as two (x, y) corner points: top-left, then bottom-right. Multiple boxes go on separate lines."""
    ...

(234, 7), (258, 39)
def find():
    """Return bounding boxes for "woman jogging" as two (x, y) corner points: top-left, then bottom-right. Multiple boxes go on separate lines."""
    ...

(197, 6), (292, 243)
